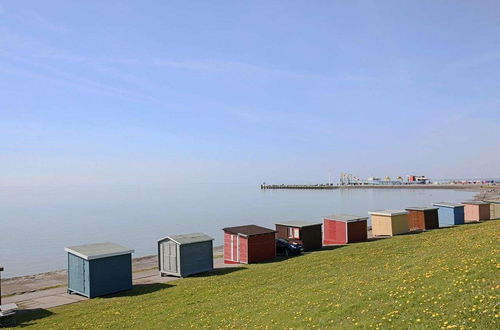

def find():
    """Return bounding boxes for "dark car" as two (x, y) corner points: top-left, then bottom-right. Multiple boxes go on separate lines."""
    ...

(276, 238), (304, 256)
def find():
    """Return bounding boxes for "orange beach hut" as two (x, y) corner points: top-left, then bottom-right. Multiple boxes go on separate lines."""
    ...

(463, 201), (490, 222)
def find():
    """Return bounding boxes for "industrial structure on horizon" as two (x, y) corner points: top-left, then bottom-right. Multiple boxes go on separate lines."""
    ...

(339, 173), (430, 186)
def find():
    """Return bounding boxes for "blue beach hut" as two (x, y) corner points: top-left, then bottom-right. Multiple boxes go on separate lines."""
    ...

(432, 202), (465, 227)
(65, 242), (134, 298)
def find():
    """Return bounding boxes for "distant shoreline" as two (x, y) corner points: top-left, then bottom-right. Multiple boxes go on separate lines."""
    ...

(260, 183), (499, 201)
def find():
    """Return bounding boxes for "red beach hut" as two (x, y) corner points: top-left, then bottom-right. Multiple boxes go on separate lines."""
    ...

(223, 225), (276, 264)
(323, 214), (368, 245)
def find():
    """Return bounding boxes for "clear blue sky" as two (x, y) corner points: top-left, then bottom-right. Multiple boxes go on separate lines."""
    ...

(1, 1), (499, 185)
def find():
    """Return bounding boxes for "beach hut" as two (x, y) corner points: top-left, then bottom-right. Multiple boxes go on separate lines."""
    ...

(0, 265), (3, 305)
(65, 242), (134, 298)
(463, 201), (490, 222)
(223, 225), (276, 264)
(323, 214), (368, 245)
(157, 233), (214, 277)
(369, 210), (409, 237)
(275, 221), (322, 251)
(432, 202), (464, 227)
(405, 207), (439, 231)
(484, 200), (500, 219)
(0, 265), (18, 327)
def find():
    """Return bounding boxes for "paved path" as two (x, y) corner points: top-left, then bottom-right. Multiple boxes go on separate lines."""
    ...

(3, 257), (233, 310)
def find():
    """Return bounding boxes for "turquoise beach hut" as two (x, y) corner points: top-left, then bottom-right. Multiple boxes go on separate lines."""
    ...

(432, 202), (465, 227)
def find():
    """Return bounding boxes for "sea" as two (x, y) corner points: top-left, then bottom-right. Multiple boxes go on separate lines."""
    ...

(0, 183), (475, 278)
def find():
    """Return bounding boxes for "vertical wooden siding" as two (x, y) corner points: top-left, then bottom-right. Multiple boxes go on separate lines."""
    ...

(224, 232), (238, 264)
(179, 241), (213, 276)
(276, 224), (322, 250)
(239, 237), (248, 263)
(275, 225), (290, 240)
(372, 215), (409, 236)
(247, 233), (275, 263)
(407, 210), (439, 230)
(299, 225), (323, 250)
(68, 253), (89, 297)
(88, 254), (132, 298)
(437, 206), (464, 227)
(464, 204), (489, 222)
(371, 215), (393, 236)
(407, 210), (425, 230)
(323, 220), (347, 245)
(347, 220), (368, 243)
(391, 214), (409, 235)
(490, 203), (500, 219)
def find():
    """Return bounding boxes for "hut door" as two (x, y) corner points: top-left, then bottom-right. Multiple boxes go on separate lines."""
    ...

(163, 241), (177, 273)
(230, 235), (239, 262)
(69, 254), (86, 294)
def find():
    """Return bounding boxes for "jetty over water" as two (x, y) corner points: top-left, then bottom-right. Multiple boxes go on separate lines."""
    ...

(261, 183), (481, 190)
(261, 184), (338, 190)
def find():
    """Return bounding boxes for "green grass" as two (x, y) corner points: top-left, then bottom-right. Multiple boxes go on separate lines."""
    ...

(16, 221), (499, 329)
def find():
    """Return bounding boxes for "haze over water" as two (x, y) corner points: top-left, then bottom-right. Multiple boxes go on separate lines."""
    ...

(0, 183), (475, 277)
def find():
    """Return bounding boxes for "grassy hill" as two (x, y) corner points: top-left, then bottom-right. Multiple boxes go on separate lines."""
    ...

(17, 221), (499, 329)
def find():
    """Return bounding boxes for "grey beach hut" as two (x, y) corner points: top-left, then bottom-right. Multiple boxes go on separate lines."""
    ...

(158, 233), (214, 277)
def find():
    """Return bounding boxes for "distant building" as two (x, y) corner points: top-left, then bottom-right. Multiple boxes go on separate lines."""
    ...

(408, 175), (430, 184)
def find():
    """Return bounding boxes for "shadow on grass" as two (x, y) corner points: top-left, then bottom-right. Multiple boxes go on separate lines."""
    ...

(190, 266), (247, 278)
(398, 230), (425, 236)
(103, 282), (174, 298)
(9, 308), (54, 328)
(318, 245), (347, 251)
(434, 222), (485, 230)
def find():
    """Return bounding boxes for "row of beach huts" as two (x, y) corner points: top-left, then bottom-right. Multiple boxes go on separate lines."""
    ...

(1, 200), (499, 316)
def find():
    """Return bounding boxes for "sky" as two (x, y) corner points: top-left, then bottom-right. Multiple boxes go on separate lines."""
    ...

(1, 0), (500, 186)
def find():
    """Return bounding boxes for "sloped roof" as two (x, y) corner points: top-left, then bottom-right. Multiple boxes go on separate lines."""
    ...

(405, 207), (438, 211)
(223, 225), (276, 236)
(484, 199), (500, 204)
(324, 214), (368, 222)
(275, 220), (322, 227)
(159, 232), (213, 245)
(65, 242), (134, 260)
(433, 202), (464, 208)
(368, 209), (408, 216)
(462, 201), (489, 205)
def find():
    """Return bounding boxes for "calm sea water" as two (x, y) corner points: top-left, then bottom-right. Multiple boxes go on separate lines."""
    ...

(0, 183), (475, 277)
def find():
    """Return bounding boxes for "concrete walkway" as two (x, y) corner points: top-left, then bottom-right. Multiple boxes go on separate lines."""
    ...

(2, 252), (233, 310)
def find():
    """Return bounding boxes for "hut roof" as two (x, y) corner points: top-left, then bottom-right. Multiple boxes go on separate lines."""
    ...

(484, 199), (500, 204)
(324, 214), (368, 222)
(65, 242), (134, 261)
(223, 225), (276, 237)
(159, 233), (213, 245)
(433, 202), (464, 208)
(275, 220), (322, 227)
(405, 207), (439, 211)
(462, 201), (489, 205)
(368, 210), (408, 216)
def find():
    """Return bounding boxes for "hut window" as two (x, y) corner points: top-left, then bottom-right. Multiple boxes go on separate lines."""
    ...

(288, 227), (300, 239)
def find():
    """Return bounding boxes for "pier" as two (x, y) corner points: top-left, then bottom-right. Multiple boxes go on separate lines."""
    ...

(261, 184), (338, 190)
(261, 183), (483, 190)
